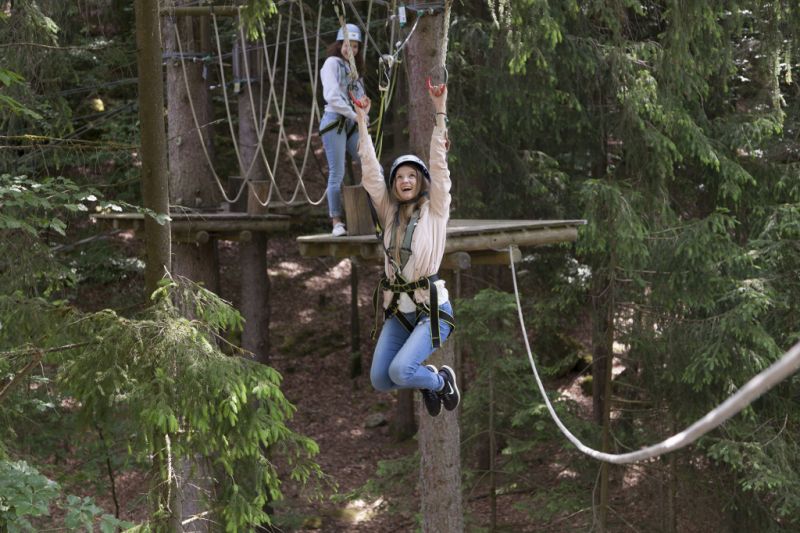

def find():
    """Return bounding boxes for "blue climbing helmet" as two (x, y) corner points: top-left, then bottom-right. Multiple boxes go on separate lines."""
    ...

(387, 154), (431, 189)
(336, 23), (362, 43)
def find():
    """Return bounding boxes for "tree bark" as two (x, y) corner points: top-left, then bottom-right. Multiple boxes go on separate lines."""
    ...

(419, 268), (463, 533)
(163, 8), (218, 530)
(135, 0), (171, 295)
(135, 1), (171, 528)
(237, 34), (272, 365)
(406, 5), (462, 529)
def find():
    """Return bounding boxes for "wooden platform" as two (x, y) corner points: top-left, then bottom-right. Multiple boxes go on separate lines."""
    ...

(91, 212), (292, 243)
(297, 219), (586, 268)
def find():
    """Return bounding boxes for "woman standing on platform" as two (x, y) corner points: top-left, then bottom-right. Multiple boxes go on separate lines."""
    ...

(320, 23), (364, 236)
(354, 83), (460, 417)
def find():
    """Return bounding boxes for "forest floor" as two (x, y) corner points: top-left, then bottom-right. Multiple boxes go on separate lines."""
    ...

(51, 231), (731, 532)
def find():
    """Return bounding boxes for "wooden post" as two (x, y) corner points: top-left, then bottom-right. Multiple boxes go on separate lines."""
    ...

(342, 184), (374, 236)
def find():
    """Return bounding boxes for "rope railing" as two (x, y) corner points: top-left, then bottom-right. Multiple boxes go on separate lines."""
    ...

(508, 246), (800, 464)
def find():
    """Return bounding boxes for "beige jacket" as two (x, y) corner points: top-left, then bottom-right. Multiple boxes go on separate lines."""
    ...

(358, 117), (451, 312)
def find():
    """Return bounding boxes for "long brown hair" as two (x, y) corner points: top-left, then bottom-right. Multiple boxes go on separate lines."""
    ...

(326, 40), (365, 76)
(391, 167), (430, 266)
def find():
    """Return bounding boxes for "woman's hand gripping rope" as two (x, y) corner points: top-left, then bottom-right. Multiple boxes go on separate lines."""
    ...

(354, 95), (371, 123)
(350, 90), (371, 111)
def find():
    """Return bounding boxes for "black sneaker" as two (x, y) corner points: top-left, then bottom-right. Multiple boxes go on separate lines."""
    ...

(420, 365), (442, 417)
(438, 365), (460, 411)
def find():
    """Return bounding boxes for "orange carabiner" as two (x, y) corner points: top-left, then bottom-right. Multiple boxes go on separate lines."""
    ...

(426, 76), (445, 97)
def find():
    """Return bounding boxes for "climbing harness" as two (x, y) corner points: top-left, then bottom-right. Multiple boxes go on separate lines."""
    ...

(319, 114), (358, 138)
(508, 246), (800, 464)
(370, 209), (455, 348)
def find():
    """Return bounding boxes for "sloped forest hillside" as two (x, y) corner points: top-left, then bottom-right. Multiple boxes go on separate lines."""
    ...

(2, 1), (800, 532)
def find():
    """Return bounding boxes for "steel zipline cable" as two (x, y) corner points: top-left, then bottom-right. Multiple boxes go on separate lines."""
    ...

(508, 246), (800, 464)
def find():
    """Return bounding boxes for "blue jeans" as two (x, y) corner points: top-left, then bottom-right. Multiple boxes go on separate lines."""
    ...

(321, 111), (360, 219)
(370, 301), (454, 392)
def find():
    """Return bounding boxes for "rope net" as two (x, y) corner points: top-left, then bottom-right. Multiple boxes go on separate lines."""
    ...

(167, 0), (418, 210)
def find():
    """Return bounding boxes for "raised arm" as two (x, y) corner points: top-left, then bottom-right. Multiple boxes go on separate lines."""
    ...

(427, 85), (451, 217)
(355, 99), (393, 224)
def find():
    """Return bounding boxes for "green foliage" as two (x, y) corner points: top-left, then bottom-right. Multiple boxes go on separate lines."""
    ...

(457, 288), (593, 497)
(241, 0), (278, 39)
(0, 173), (165, 300)
(451, 0), (800, 525)
(0, 68), (42, 120)
(345, 453), (418, 517)
(62, 495), (135, 533)
(0, 460), (134, 532)
(49, 279), (322, 531)
(0, 460), (59, 531)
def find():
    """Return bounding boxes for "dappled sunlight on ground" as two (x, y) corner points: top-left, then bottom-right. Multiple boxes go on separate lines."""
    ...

(302, 258), (351, 292)
(342, 497), (386, 525)
(269, 260), (313, 279)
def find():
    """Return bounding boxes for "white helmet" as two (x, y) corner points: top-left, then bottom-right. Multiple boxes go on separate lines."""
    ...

(336, 23), (362, 43)
(387, 154), (430, 187)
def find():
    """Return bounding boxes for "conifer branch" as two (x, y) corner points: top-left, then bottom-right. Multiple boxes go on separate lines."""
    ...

(0, 342), (90, 358)
(0, 351), (42, 403)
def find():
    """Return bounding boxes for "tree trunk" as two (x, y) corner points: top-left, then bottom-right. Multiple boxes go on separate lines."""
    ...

(135, 1), (171, 528)
(237, 34), (272, 365)
(163, 7), (218, 530)
(391, 390), (417, 441)
(135, 0), (171, 295)
(406, 5), (462, 529)
(241, 232), (270, 364)
(419, 267), (463, 533)
(389, 2), (451, 445)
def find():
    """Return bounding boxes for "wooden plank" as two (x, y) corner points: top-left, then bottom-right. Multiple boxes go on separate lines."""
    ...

(91, 213), (291, 234)
(159, 0), (390, 17)
(441, 252), (471, 271)
(296, 219), (586, 245)
(298, 226), (581, 258)
(92, 212), (289, 222)
(444, 227), (579, 252)
(469, 246), (522, 266)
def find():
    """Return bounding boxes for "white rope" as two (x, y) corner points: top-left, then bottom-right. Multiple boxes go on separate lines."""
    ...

(170, 1), (383, 209)
(248, 2), (327, 207)
(237, 11), (296, 206)
(176, 4), (325, 209)
(173, 18), (249, 204)
(211, 13), (248, 191)
(508, 246), (800, 464)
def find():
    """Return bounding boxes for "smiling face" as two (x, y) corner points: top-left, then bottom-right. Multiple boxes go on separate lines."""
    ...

(341, 40), (359, 60)
(393, 164), (421, 202)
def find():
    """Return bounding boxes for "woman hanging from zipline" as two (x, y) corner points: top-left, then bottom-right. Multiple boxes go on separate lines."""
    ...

(320, 23), (365, 237)
(353, 80), (459, 417)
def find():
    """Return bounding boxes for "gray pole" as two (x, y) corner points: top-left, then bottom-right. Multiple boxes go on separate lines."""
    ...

(135, 0), (171, 293)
